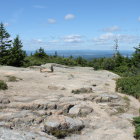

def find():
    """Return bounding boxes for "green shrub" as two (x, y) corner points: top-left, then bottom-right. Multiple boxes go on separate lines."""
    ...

(133, 117), (140, 139)
(114, 65), (129, 76)
(0, 80), (8, 90)
(23, 56), (47, 67)
(134, 117), (140, 125)
(135, 126), (140, 140)
(116, 76), (140, 98)
(102, 58), (116, 70)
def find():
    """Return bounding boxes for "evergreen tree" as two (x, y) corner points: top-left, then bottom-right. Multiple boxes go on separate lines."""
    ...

(132, 44), (140, 68)
(8, 35), (26, 67)
(75, 56), (87, 66)
(114, 52), (124, 67)
(33, 47), (47, 58)
(0, 22), (12, 64)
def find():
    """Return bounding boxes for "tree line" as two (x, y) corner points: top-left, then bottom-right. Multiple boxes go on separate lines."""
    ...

(0, 22), (140, 74)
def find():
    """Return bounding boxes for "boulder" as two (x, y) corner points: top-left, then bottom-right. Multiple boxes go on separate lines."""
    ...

(42, 115), (84, 138)
(68, 104), (93, 116)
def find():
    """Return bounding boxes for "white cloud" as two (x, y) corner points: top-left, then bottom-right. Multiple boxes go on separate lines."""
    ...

(103, 26), (120, 32)
(4, 23), (9, 27)
(93, 33), (140, 45)
(64, 14), (75, 20)
(48, 18), (56, 24)
(32, 39), (44, 44)
(118, 34), (139, 43)
(33, 5), (46, 9)
(138, 17), (140, 21)
(63, 35), (83, 43)
(100, 33), (115, 40)
(93, 33), (116, 41)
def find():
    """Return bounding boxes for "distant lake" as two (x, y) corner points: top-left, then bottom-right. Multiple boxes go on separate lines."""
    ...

(26, 50), (134, 60)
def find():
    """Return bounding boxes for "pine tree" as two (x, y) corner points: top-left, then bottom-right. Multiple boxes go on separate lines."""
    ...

(0, 22), (12, 64)
(8, 35), (26, 67)
(33, 47), (47, 58)
(132, 44), (140, 68)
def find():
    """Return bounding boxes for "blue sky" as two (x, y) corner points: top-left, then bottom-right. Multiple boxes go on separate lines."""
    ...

(1, 0), (140, 50)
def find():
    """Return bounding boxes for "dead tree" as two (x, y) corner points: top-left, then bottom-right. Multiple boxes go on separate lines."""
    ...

(114, 39), (119, 57)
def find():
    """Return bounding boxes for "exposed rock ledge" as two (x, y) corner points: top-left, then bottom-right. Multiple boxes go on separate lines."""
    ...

(0, 63), (139, 140)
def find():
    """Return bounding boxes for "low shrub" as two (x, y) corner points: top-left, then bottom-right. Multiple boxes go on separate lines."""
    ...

(50, 129), (81, 139)
(133, 117), (140, 139)
(0, 80), (8, 90)
(116, 75), (140, 98)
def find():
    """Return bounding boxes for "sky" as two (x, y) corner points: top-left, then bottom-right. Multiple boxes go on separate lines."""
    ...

(1, 0), (140, 50)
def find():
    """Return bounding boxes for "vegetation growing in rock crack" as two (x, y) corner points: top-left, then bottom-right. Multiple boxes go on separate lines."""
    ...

(0, 80), (8, 90)
(49, 129), (81, 139)
(6, 76), (17, 82)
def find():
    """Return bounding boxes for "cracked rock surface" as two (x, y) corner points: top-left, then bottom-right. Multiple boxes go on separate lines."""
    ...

(0, 64), (139, 140)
